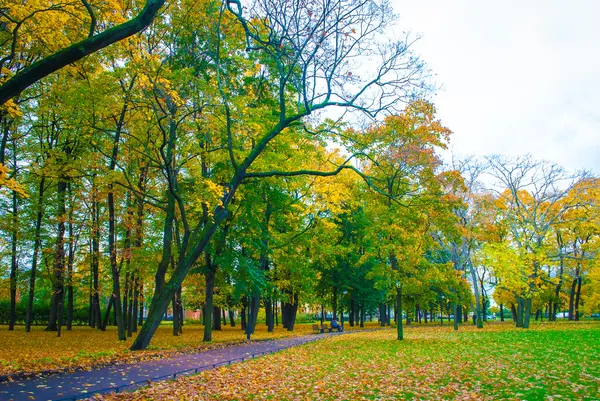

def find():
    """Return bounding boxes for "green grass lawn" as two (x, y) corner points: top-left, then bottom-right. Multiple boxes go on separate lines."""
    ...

(96, 321), (600, 401)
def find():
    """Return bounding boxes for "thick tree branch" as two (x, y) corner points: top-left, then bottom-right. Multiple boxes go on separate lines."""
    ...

(0, 0), (165, 105)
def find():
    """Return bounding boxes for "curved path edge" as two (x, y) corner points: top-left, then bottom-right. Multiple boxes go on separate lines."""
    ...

(0, 330), (374, 401)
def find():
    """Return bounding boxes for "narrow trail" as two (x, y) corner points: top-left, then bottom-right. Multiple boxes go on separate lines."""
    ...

(0, 331), (349, 401)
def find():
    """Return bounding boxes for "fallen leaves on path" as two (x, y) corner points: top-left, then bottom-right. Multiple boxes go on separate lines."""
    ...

(0, 322), (377, 379)
(94, 322), (600, 401)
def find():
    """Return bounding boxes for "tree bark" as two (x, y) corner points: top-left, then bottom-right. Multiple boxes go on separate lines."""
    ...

(203, 265), (215, 341)
(66, 188), (75, 331)
(26, 177), (46, 332)
(228, 309), (235, 327)
(396, 286), (403, 340)
(46, 179), (67, 331)
(8, 168), (18, 331)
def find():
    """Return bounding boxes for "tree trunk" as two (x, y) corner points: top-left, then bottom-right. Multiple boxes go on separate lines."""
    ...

(172, 293), (180, 336)
(102, 295), (114, 331)
(246, 293), (260, 339)
(265, 297), (274, 332)
(523, 297), (532, 328)
(91, 194), (102, 329)
(468, 261), (483, 328)
(46, 180), (67, 331)
(284, 294), (299, 331)
(26, 177), (46, 333)
(453, 302), (459, 331)
(132, 275), (139, 333)
(240, 306), (247, 331)
(568, 275), (577, 320)
(66, 194), (75, 331)
(109, 184), (126, 340)
(360, 302), (365, 328)
(574, 275), (582, 321)
(8, 175), (18, 331)
(500, 304), (504, 322)
(516, 298), (524, 328)
(228, 309), (235, 327)
(396, 286), (403, 340)
(203, 266), (215, 341)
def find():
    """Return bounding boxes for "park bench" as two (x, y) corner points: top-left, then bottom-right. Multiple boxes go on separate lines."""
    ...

(312, 324), (333, 333)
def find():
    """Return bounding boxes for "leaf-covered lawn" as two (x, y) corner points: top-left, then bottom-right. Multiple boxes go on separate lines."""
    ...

(96, 322), (600, 401)
(0, 322), (378, 378)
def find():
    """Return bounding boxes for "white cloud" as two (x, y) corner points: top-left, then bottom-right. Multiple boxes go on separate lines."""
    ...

(390, 0), (600, 173)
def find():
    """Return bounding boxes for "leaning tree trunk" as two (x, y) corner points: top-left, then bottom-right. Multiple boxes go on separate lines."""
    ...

(467, 260), (483, 328)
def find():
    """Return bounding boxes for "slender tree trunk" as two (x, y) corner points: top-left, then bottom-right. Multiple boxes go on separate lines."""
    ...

(46, 180), (67, 331)
(246, 293), (260, 339)
(26, 177), (46, 333)
(128, 275), (135, 337)
(360, 302), (365, 327)
(396, 286), (403, 340)
(203, 266), (215, 341)
(574, 276), (582, 321)
(453, 302), (459, 331)
(240, 306), (247, 331)
(66, 192), (75, 331)
(123, 272), (130, 334)
(568, 276), (577, 320)
(109, 183), (126, 340)
(8, 172), (18, 331)
(468, 261), (483, 328)
(91, 193), (102, 329)
(228, 309), (235, 327)
(265, 297), (274, 332)
(500, 304), (504, 322)
(132, 275), (139, 333)
(172, 293), (180, 336)
(102, 296), (114, 331)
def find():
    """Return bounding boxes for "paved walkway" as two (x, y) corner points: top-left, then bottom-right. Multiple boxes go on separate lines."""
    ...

(0, 332), (342, 401)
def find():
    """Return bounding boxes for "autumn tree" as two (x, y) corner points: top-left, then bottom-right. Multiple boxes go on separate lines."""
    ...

(129, 0), (429, 350)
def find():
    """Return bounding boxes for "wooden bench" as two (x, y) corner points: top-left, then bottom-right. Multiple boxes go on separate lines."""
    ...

(312, 324), (333, 333)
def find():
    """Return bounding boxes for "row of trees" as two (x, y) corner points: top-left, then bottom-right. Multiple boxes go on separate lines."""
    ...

(1, 0), (599, 352)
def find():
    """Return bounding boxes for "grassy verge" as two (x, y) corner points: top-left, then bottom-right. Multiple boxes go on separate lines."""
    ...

(94, 321), (600, 400)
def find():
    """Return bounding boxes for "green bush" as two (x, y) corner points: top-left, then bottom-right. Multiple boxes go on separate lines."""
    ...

(0, 300), (89, 325)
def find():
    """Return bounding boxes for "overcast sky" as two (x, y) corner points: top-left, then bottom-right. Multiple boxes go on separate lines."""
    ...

(390, 0), (600, 173)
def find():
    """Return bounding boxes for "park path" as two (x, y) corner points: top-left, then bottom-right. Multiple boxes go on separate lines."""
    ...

(0, 331), (343, 401)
